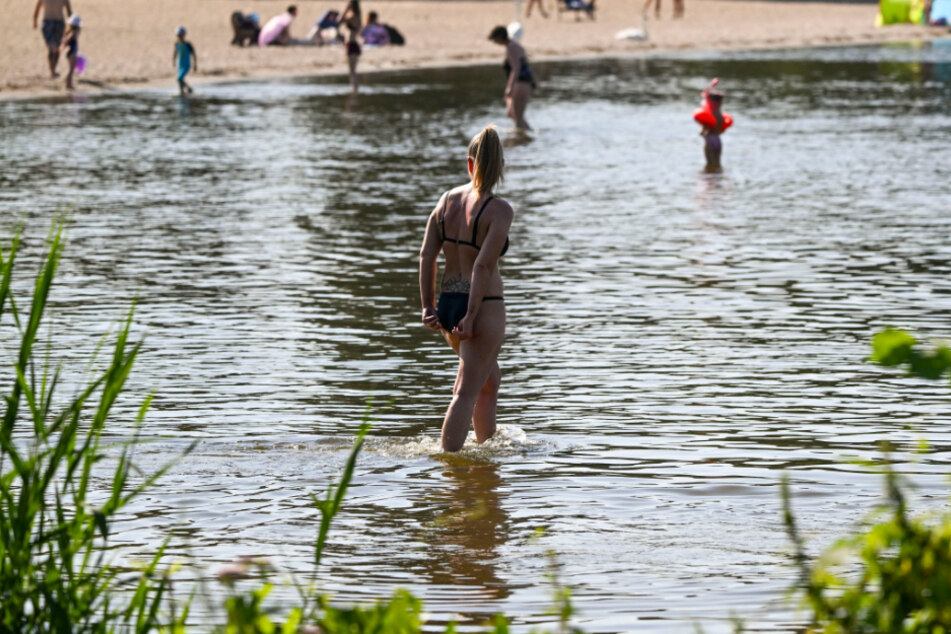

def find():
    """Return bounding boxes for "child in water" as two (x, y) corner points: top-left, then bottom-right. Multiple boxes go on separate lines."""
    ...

(173, 26), (198, 95)
(59, 15), (81, 90)
(696, 79), (732, 172)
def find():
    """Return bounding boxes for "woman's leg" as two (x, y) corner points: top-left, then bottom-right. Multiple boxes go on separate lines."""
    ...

(472, 361), (500, 442)
(444, 329), (499, 442)
(511, 83), (532, 130)
(347, 54), (359, 91)
(440, 303), (505, 452)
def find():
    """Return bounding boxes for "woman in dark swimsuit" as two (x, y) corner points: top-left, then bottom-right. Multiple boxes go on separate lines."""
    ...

(488, 26), (535, 131)
(339, 0), (362, 91)
(419, 125), (514, 452)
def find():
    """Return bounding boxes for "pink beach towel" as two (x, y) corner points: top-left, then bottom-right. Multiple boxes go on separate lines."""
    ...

(258, 13), (293, 46)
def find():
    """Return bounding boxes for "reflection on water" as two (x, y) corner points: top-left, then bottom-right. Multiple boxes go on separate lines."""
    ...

(421, 460), (510, 606)
(2, 42), (951, 632)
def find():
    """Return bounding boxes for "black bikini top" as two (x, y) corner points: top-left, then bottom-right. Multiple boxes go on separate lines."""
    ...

(439, 194), (509, 257)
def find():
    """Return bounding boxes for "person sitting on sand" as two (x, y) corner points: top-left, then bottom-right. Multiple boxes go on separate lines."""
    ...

(173, 26), (198, 95)
(306, 10), (341, 45)
(361, 11), (390, 46)
(33, 0), (72, 79)
(59, 14), (80, 90)
(259, 5), (297, 46)
(488, 25), (535, 131)
(419, 124), (513, 452)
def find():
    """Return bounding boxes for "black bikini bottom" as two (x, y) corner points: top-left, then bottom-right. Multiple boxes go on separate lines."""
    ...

(437, 292), (503, 332)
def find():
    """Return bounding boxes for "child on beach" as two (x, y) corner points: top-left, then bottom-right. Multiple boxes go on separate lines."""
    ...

(59, 14), (80, 90)
(173, 26), (198, 95)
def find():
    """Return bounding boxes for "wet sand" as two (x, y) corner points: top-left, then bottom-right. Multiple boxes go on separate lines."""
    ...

(0, 0), (942, 98)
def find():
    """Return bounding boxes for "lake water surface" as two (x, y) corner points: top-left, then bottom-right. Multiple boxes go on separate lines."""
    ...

(2, 41), (951, 632)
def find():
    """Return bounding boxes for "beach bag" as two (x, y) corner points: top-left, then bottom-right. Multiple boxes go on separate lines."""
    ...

(384, 24), (405, 45)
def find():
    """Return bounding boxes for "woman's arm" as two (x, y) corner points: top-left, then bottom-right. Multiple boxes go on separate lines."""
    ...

(419, 194), (446, 330)
(505, 43), (519, 97)
(339, 1), (354, 24)
(454, 201), (513, 339)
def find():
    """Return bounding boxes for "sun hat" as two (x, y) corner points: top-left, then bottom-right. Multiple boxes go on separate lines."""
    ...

(176, 26), (186, 36)
(68, 15), (81, 27)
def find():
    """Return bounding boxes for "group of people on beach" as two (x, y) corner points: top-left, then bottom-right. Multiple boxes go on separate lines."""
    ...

(251, 3), (374, 91)
(32, 0), (393, 94)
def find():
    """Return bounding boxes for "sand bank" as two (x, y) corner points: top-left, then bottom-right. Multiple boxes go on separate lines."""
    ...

(0, 0), (944, 98)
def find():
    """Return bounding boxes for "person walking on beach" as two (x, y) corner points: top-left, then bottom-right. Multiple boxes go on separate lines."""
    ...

(33, 0), (72, 79)
(173, 26), (198, 95)
(643, 0), (683, 19)
(339, 0), (362, 91)
(526, 0), (549, 18)
(59, 14), (80, 90)
(419, 125), (513, 452)
(488, 26), (535, 131)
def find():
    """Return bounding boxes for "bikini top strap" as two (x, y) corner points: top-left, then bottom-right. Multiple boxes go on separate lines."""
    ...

(471, 196), (494, 245)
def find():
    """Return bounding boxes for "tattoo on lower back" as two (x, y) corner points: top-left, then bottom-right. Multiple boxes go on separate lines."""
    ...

(442, 276), (470, 293)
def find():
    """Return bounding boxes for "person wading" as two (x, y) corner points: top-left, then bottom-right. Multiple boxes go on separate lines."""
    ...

(419, 125), (514, 452)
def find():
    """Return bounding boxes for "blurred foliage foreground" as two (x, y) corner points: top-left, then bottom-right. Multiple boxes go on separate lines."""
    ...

(2, 223), (950, 633)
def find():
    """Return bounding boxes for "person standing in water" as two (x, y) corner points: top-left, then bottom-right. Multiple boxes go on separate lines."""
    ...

(173, 26), (198, 95)
(695, 79), (732, 172)
(488, 26), (535, 131)
(59, 14), (80, 90)
(340, 0), (362, 91)
(419, 125), (513, 453)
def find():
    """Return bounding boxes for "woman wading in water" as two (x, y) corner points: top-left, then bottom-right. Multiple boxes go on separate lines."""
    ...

(489, 26), (535, 131)
(419, 125), (513, 452)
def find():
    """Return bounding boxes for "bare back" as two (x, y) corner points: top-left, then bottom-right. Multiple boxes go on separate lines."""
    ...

(39, 0), (70, 21)
(437, 185), (509, 295)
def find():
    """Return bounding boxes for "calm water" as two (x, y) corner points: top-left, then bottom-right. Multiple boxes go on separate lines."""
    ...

(2, 41), (951, 632)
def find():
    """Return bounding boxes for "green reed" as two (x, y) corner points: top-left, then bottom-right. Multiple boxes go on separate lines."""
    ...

(0, 222), (189, 632)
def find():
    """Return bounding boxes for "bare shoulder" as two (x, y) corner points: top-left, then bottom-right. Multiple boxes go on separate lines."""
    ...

(488, 197), (514, 223)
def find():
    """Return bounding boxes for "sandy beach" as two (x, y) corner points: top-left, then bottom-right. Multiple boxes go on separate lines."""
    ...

(0, 0), (943, 98)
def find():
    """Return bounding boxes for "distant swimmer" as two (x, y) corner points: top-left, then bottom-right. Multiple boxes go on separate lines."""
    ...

(419, 125), (514, 452)
(694, 78), (733, 172)
(488, 25), (535, 131)
(33, 0), (72, 79)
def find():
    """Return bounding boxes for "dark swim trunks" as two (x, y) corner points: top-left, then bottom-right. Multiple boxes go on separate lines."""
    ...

(347, 40), (361, 56)
(437, 292), (503, 332)
(42, 19), (65, 47)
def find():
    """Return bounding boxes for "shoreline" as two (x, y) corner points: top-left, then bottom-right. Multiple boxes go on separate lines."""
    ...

(0, 0), (946, 102)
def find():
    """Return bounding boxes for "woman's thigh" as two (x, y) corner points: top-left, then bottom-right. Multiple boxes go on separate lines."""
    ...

(457, 302), (505, 391)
